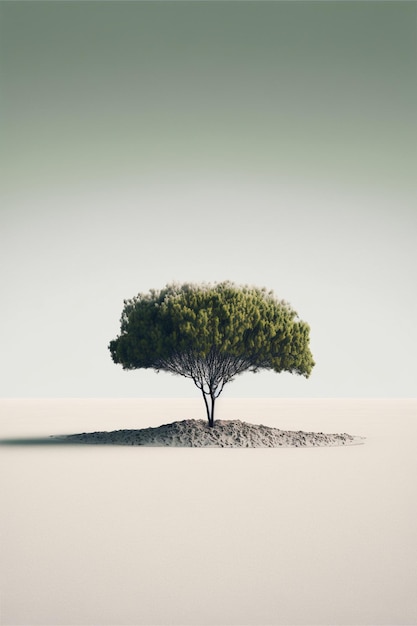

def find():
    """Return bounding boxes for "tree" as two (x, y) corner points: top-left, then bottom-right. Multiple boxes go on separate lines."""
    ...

(109, 282), (315, 427)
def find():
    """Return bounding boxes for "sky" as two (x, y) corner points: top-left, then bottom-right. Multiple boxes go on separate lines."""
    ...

(1, 0), (416, 398)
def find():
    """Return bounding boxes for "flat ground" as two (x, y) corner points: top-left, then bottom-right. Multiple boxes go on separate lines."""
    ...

(0, 398), (416, 626)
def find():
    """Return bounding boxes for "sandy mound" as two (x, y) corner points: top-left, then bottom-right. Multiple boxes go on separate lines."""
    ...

(55, 419), (364, 448)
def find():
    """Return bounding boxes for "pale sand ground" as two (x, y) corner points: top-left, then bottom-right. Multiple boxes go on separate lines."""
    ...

(0, 398), (416, 626)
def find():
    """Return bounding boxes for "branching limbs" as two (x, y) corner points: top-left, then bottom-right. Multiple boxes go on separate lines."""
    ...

(156, 348), (260, 427)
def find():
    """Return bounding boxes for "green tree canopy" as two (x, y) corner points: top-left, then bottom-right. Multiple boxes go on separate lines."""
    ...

(109, 282), (315, 426)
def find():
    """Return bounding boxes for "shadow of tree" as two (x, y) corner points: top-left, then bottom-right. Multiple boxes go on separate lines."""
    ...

(0, 436), (87, 446)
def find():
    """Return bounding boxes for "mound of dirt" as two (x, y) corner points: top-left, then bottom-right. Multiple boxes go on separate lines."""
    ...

(55, 419), (364, 448)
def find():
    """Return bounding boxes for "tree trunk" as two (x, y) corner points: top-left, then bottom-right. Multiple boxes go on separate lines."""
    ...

(202, 390), (215, 427)
(209, 394), (215, 428)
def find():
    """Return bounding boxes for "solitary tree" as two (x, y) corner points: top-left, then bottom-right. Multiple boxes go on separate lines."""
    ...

(109, 282), (314, 427)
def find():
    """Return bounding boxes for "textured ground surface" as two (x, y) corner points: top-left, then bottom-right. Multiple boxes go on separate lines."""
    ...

(55, 419), (364, 447)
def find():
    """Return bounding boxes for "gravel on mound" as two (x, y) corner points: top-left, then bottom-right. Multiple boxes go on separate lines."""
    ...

(55, 419), (364, 448)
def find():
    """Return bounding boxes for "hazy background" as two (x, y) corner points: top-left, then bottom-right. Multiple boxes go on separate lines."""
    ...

(1, 1), (416, 398)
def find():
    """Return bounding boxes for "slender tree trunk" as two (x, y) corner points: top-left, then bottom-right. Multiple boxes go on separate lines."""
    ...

(202, 391), (210, 424)
(201, 390), (216, 427)
(209, 393), (215, 428)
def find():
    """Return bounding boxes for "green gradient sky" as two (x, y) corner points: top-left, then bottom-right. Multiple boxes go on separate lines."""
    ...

(1, 1), (416, 398)
(2, 1), (416, 189)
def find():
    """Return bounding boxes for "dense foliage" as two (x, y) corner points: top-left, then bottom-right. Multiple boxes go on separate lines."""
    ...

(109, 282), (315, 426)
